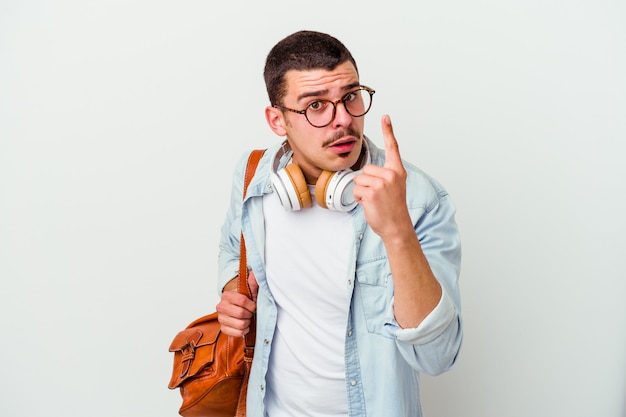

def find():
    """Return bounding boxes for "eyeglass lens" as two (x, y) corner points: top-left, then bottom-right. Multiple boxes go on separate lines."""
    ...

(307, 88), (372, 127)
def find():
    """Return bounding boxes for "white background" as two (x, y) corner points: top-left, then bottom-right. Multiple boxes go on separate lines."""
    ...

(1, 1), (625, 416)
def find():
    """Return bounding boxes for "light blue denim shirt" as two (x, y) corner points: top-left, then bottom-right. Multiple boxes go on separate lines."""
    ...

(218, 137), (463, 417)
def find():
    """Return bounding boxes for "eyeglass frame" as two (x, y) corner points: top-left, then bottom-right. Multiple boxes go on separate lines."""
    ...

(273, 85), (376, 128)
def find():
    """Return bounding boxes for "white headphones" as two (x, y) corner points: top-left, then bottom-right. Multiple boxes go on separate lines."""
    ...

(270, 140), (370, 212)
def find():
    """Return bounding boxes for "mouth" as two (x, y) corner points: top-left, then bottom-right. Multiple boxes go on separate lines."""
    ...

(328, 138), (357, 154)
(325, 129), (361, 155)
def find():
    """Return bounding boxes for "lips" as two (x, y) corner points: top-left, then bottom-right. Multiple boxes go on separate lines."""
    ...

(329, 139), (356, 153)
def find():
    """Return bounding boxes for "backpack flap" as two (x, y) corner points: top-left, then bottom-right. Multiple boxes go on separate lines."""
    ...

(168, 313), (221, 389)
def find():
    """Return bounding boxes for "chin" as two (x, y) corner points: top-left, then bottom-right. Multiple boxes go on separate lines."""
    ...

(337, 153), (361, 172)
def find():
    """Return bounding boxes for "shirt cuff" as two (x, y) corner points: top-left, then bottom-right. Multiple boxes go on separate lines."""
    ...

(383, 289), (456, 344)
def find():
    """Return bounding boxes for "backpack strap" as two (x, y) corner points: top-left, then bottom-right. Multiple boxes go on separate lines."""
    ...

(237, 149), (265, 350)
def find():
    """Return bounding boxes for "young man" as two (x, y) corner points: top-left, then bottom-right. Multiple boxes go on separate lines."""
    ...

(216, 30), (462, 417)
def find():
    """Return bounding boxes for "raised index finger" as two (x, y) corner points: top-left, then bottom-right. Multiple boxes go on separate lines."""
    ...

(382, 114), (402, 170)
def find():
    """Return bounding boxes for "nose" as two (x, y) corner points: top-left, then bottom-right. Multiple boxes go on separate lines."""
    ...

(332, 101), (353, 128)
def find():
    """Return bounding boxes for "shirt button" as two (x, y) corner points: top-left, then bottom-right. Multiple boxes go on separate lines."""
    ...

(264, 339), (270, 345)
(260, 384), (265, 391)
(348, 279), (352, 286)
(358, 234), (363, 240)
(350, 380), (357, 386)
(347, 330), (352, 337)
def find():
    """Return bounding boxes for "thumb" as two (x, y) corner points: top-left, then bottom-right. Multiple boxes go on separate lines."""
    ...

(382, 115), (402, 170)
(248, 270), (259, 302)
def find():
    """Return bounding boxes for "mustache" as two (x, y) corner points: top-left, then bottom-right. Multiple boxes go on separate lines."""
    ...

(322, 128), (361, 147)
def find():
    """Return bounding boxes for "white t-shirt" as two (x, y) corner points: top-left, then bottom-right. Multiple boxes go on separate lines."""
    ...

(263, 186), (353, 417)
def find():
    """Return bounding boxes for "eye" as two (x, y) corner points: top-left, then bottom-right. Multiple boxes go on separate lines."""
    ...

(343, 91), (357, 102)
(307, 100), (328, 112)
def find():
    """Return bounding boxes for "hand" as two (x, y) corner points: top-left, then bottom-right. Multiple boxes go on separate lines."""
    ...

(353, 115), (411, 239)
(216, 270), (258, 337)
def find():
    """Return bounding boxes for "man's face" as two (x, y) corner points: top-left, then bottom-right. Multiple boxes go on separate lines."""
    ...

(273, 61), (365, 184)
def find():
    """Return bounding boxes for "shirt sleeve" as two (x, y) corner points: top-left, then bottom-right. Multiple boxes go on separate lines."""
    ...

(382, 289), (456, 345)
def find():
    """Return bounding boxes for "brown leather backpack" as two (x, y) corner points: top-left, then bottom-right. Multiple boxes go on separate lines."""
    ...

(168, 149), (264, 417)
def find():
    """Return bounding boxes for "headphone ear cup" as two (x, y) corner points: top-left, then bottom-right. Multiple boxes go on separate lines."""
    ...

(314, 170), (335, 209)
(272, 163), (312, 210)
(315, 169), (359, 211)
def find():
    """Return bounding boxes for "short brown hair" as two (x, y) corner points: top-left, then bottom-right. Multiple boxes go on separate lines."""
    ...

(263, 30), (358, 106)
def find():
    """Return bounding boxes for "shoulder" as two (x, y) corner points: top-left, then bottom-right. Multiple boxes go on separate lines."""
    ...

(231, 143), (283, 198)
(366, 137), (450, 211)
(404, 162), (450, 212)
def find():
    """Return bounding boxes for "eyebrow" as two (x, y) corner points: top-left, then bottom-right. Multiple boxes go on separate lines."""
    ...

(296, 82), (361, 102)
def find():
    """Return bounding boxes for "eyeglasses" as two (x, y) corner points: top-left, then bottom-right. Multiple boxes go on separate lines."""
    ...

(274, 85), (375, 128)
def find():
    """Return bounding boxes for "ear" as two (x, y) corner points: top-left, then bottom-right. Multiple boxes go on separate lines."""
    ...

(265, 106), (287, 137)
